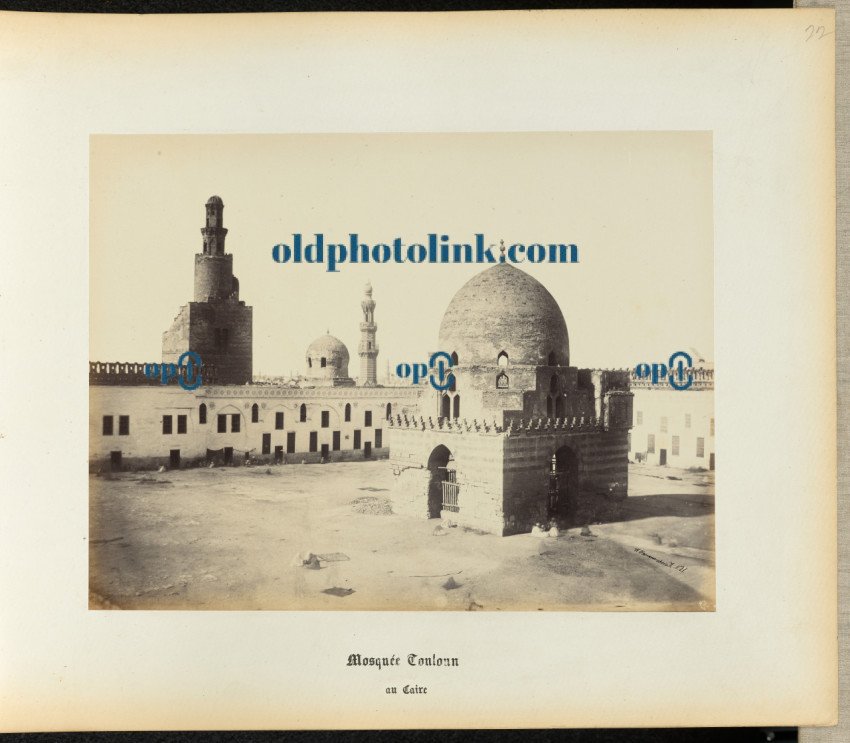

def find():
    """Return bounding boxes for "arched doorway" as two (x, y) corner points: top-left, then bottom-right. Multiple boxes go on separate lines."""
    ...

(549, 445), (579, 519)
(427, 444), (457, 518)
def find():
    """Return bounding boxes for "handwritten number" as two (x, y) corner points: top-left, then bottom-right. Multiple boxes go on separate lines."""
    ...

(805, 24), (834, 41)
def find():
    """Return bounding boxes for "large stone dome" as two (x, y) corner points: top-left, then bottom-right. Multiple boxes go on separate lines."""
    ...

(306, 333), (350, 379)
(438, 264), (570, 367)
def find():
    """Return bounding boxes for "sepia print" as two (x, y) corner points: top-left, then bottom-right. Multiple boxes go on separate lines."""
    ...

(89, 132), (715, 611)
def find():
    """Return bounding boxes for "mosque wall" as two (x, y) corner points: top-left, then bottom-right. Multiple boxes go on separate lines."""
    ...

(388, 410), (631, 536)
(502, 429), (630, 535)
(388, 425), (506, 534)
(90, 384), (420, 470)
(629, 387), (715, 470)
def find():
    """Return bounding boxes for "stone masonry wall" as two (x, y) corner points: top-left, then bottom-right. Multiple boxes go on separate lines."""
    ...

(503, 429), (630, 534)
(90, 385), (415, 470)
(388, 427), (506, 534)
(188, 302), (253, 385)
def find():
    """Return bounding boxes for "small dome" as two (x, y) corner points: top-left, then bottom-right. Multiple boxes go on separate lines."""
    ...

(306, 333), (350, 379)
(206, 195), (223, 206)
(439, 264), (570, 366)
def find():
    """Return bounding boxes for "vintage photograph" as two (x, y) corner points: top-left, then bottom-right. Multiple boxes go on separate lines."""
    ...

(89, 132), (715, 611)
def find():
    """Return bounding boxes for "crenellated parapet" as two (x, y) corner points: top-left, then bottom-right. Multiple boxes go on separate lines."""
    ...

(504, 415), (603, 435)
(628, 366), (714, 390)
(89, 361), (220, 386)
(387, 413), (605, 436)
(388, 414), (506, 435)
(202, 385), (421, 399)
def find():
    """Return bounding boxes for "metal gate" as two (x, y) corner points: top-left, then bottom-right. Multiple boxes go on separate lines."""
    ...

(548, 472), (560, 517)
(439, 467), (460, 513)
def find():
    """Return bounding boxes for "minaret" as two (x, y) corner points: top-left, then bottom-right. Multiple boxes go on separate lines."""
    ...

(358, 282), (378, 386)
(163, 195), (253, 385)
(194, 195), (236, 302)
(201, 195), (227, 255)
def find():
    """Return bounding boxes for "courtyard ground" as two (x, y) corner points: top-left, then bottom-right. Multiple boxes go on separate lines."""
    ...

(89, 461), (715, 611)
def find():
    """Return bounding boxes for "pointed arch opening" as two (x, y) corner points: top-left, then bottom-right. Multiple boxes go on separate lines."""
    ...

(452, 394), (460, 419)
(385, 402), (392, 420)
(344, 403), (351, 422)
(299, 403), (307, 422)
(497, 350), (508, 368)
(550, 374), (559, 393)
(440, 394), (451, 419)
(251, 403), (259, 423)
(496, 371), (509, 389)
(547, 351), (557, 366)
(199, 403), (207, 425)
(427, 444), (456, 518)
(549, 445), (580, 520)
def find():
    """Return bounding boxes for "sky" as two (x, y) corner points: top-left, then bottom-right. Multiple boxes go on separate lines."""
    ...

(90, 132), (713, 377)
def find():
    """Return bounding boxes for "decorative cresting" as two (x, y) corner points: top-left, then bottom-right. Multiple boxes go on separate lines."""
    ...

(438, 263), (570, 367)
(387, 414), (603, 435)
(89, 361), (219, 386)
(198, 385), (421, 399)
(628, 366), (714, 390)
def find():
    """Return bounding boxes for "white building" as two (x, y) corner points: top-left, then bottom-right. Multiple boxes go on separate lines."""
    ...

(628, 365), (714, 470)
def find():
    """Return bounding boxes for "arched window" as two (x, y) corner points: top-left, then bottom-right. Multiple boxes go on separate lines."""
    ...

(555, 396), (565, 418)
(320, 357), (327, 368)
(251, 403), (259, 423)
(345, 403), (351, 422)
(307, 358), (312, 369)
(299, 404), (307, 422)
(546, 396), (554, 417)
(199, 403), (207, 425)
(496, 372), (509, 389)
(550, 374), (558, 393)
(452, 394), (460, 419)
(497, 350), (508, 368)
(548, 351), (556, 366)
(450, 351), (459, 366)
(449, 371), (456, 393)
(440, 394), (451, 419)
(385, 402), (392, 420)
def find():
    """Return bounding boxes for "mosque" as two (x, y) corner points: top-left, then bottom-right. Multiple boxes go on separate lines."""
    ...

(388, 262), (635, 536)
(88, 196), (420, 470)
(89, 195), (636, 537)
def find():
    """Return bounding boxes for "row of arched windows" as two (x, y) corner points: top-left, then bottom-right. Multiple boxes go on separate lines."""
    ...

(449, 349), (559, 369)
(198, 401), (393, 426)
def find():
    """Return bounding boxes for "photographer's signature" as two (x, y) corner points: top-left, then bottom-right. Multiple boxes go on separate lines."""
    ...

(634, 547), (687, 573)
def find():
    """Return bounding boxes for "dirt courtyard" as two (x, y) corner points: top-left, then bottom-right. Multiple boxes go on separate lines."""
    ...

(89, 461), (715, 611)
